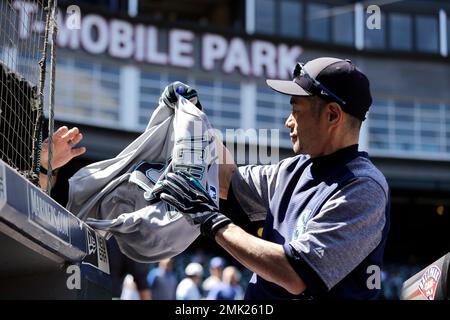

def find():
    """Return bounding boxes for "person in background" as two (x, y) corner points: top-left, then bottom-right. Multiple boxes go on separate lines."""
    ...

(202, 256), (225, 295)
(147, 258), (178, 300)
(109, 237), (151, 300)
(176, 262), (204, 300)
(207, 266), (244, 300)
(120, 274), (140, 300)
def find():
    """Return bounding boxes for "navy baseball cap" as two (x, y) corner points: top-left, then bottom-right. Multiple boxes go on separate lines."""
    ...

(266, 57), (372, 121)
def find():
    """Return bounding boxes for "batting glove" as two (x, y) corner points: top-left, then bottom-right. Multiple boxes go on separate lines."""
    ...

(158, 170), (231, 239)
(162, 81), (203, 110)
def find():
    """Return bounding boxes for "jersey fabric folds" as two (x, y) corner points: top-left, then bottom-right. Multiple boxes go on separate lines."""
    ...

(67, 87), (219, 263)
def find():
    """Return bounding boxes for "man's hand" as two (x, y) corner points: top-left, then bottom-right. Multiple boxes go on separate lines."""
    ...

(40, 126), (86, 170)
(157, 171), (231, 239)
(161, 81), (203, 110)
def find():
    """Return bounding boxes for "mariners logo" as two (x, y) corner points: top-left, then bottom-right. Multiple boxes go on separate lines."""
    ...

(418, 265), (441, 300)
(292, 209), (311, 241)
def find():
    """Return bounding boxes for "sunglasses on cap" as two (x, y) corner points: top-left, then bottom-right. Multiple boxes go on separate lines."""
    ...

(293, 62), (347, 106)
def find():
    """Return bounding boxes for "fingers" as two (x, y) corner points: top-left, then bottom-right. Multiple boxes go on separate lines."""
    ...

(69, 132), (83, 146)
(166, 172), (193, 195)
(70, 146), (86, 157)
(160, 193), (188, 212)
(178, 171), (204, 192)
(176, 171), (214, 204)
(62, 127), (81, 144)
(54, 126), (69, 137)
(162, 177), (190, 198)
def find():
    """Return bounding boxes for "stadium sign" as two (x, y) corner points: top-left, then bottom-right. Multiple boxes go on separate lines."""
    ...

(12, 1), (302, 79)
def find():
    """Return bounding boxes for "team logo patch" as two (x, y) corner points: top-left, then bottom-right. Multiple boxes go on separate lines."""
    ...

(292, 209), (311, 241)
(418, 265), (441, 300)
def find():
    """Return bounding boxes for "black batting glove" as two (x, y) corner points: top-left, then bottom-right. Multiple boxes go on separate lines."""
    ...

(162, 81), (203, 110)
(158, 171), (231, 239)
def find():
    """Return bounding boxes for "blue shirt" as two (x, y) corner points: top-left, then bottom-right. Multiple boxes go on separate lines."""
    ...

(231, 145), (390, 300)
(147, 267), (178, 300)
(207, 283), (244, 300)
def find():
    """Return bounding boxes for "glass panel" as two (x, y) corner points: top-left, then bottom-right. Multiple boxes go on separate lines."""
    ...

(306, 3), (330, 42)
(389, 13), (412, 51)
(448, 18), (450, 53)
(280, 0), (303, 38)
(416, 15), (439, 53)
(255, 0), (276, 35)
(332, 9), (354, 45)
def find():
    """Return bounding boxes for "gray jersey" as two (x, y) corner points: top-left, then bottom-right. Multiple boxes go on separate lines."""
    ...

(67, 89), (219, 263)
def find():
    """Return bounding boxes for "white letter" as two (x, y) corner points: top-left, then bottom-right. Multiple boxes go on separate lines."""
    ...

(366, 5), (381, 30)
(146, 26), (168, 64)
(366, 265), (381, 289)
(81, 15), (109, 54)
(109, 19), (134, 58)
(252, 40), (277, 78)
(134, 24), (145, 61)
(223, 38), (250, 76)
(57, 9), (80, 49)
(202, 34), (227, 70)
(66, 265), (81, 290)
(66, 5), (81, 30)
(169, 29), (194, 68)
(258, 129), (279, 165)
(13, 1), (38, 39)
(278, 44), (302, 79)
(234, 128), (258, 164)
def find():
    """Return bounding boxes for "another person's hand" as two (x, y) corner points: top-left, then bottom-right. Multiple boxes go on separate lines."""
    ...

(157, 170), (231, 239)
(40, 126), (86, 170)
(161, 81), (203, 110)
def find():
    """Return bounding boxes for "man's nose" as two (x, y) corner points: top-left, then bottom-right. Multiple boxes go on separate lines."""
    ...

(285, 114), (294, 128)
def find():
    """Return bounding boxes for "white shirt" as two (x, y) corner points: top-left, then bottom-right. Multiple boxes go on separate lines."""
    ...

(176, 278), (201, 300)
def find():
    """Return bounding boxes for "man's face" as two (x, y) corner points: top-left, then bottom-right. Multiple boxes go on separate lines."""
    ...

(285, 96), (327, 156)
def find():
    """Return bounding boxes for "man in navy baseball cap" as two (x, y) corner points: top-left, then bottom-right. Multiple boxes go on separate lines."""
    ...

(155, 57), (390, 300)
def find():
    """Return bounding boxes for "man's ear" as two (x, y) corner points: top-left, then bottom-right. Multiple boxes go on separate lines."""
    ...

(327, 102), (343, 124)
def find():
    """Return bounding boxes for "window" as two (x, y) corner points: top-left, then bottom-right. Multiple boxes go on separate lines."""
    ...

(306, 3), (330, 42)
(368, 99), (449, 158)
(447, 17), (450, 54)
(55, 57), (120, 126)
(280, 0), (303, 38)
(332, 8), (354, 45)
(255, 0), (276, 35)
(389, 13), (412, 51)
(139, 72), (241, 133)
(416, 15), (439, 53)
(368, 100), (391, 150)
(365, 12), (386, 49)
(139, 71), (164, 125)
(256, 85), (291, 148)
